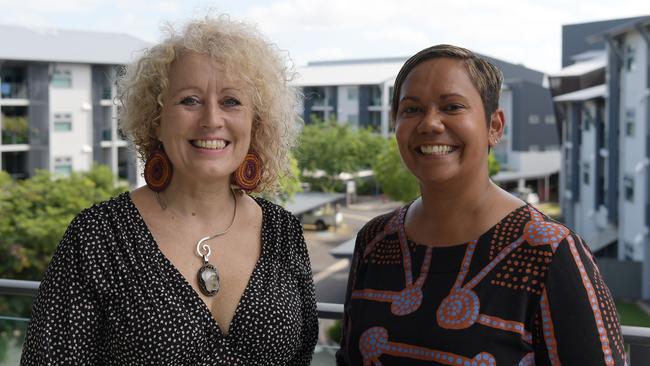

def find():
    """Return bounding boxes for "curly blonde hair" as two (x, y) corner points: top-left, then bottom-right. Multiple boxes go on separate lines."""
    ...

(118, 15), (301, 193)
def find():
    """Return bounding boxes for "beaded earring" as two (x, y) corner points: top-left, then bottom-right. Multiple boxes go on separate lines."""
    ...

(144, 144), (173, 192)
(232, 150), (263, 192)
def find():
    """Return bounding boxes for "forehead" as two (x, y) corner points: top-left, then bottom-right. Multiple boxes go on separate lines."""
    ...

(167, 52), (244, 88)
(400, 58), (479, 98)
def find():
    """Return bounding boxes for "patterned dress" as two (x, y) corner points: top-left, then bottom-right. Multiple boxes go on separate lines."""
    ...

(336, 203), (626, 365)
(21, 193), (318, 365)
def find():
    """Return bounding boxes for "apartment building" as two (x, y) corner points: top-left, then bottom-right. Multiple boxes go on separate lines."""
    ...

(295, 56), (561, 199)
(551, 16), (650, 298)
(0, 25), (149, 185)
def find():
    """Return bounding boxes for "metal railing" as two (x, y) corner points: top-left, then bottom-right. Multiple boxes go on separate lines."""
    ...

(3, 279), (650, 364)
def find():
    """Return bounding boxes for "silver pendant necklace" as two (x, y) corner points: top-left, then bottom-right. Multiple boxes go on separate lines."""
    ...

(157, 189), (238, 297)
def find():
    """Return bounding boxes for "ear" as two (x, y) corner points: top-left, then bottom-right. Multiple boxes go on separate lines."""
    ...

(488, 109), (505, 147)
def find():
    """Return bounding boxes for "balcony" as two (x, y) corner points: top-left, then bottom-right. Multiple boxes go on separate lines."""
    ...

(0, 82), (28, 100)
(1, 279), (649, 364)
(1, 116), (29, 145)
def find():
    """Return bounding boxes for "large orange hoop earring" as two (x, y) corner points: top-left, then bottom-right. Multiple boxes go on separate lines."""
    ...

(232, 150), (263, 192)
(144, 145), (173, 192)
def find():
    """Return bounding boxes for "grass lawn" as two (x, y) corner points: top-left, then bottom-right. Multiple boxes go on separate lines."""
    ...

(615, 300), (650, 327)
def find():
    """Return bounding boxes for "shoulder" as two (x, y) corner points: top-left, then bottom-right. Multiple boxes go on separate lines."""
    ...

(59, 192), (132, 254)
(254, 195), (301, 227)
(357, 206), (403, 242)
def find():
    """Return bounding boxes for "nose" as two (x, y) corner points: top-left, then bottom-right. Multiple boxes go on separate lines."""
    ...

(200, 99), (225, 129)
(416, 109), (445, 134)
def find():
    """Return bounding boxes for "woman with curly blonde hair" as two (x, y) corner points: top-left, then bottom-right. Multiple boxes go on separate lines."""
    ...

(22, 15), (318, 365)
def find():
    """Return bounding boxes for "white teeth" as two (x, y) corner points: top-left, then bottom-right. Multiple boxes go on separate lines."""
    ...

(192, 140), (226, 150)
(420, 145), (454, 155)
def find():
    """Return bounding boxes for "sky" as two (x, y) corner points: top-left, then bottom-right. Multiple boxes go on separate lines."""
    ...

(0, 0), (648, 73)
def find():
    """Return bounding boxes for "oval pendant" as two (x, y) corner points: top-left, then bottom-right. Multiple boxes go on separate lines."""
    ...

(198, 262), (220, 297)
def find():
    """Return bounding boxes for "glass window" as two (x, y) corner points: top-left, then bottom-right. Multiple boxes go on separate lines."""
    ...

(51, 70), (72, 88)
(528, 115), (540, 124)
(53, 113), (72, 132)
(582, 162), (590, 185)
(625, 109), (635, 137)
(54, 157), (73, 176)
(624, 175), (634, 202)
(544, 115), (555, 124)
(626, 45), (636, 72)
(347, 87), (358, 101)
(582, 108), (592, 131)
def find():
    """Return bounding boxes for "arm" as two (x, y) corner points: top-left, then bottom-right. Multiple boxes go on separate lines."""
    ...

(21, 211), (104, 365)
(287, 216), (319, 366)
(532, 233), (626, 365)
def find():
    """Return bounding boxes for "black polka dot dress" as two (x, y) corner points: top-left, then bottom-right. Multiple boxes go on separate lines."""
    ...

(21, 193), (318, 365)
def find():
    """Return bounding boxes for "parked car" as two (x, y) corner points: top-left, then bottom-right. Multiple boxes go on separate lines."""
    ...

(510, 187), (540, 204)
(299, 205), (343, 230)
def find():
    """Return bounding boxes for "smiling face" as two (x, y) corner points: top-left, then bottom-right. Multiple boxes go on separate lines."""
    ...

(395, 57), (502, 186)
(157, 52), (254, 186)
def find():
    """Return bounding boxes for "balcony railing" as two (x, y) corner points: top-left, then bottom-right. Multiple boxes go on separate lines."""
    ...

(0, 82), (28, 99)
(2, 279), (649, 365)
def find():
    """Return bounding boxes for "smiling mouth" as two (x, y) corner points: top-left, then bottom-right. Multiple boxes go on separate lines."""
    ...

(190, 139), (229, 150)
(418, 144), (458, 155)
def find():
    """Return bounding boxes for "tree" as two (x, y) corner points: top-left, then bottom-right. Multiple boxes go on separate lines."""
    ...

(295, 118), (387, 191)
(488, 150), (501, 177)
(0, 165), (127, 282)
(372, 138), (420, 202)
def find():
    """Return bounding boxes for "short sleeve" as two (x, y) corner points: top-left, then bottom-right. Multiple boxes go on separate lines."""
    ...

(21, 211), (105, 365)
(287, 215), (319, 366)
(532, 233), (626, 365)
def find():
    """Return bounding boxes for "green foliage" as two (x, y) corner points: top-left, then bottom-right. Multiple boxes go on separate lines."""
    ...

(327, 320), (343, 344)
(295, 118), (388, 192)
(488, 150), (500, 177)
(373, 138), (420, 202)
(259, 154), (302, 204)
(0, 165), (127, 282)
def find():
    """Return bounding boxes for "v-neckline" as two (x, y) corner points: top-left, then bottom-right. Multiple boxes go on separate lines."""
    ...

(125, 192), (267, 339)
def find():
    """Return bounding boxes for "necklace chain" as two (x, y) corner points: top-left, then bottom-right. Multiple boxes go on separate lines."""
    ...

(155, 189), (238, 260)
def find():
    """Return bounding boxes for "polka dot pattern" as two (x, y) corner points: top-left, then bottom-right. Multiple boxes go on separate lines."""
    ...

(21, 193), (318, 365)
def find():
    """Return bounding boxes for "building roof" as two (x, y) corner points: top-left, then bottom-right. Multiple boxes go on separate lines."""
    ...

(295, 54), (546, 87)
(0, 24), (150, 65)
(282, 192), (345, 216)
(553, 84), (606, 102)
(549, 56), (606, 78)
(294, 60), (405, 86)
(586, 15), (650, 42)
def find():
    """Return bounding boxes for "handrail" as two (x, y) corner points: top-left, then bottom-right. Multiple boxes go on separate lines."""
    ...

(2, 278), (649, 347)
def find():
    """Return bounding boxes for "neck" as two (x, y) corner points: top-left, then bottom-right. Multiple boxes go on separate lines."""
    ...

(414, 172), (498, 241)
(156, 177), (237, 227)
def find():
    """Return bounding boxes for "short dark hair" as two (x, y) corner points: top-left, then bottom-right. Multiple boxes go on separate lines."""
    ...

(391, 44), (503, 125)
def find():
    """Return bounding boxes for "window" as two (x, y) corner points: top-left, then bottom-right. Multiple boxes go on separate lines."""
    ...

(582, 108), (593, 131)
(544, 115), (555, 124)
(528, 115), (540, 124)
(582, 162), (590, 185)
(51, 70), (72, 88)
(529, 145), (540, 152)
(54, 157), (73, 176)
(625, 109), (635, 137)
(626, 45), (636, 72)
(53, 113), (72, 132)
(624, 175), (634, 202)
(347, 87), (358, 101)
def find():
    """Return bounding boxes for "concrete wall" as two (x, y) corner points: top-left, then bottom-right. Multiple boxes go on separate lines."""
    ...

(619, 32), (648, 261)
(49, 63), (94, 173)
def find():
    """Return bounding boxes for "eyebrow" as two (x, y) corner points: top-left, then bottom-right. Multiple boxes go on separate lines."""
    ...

(399, 93), (467, 103)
